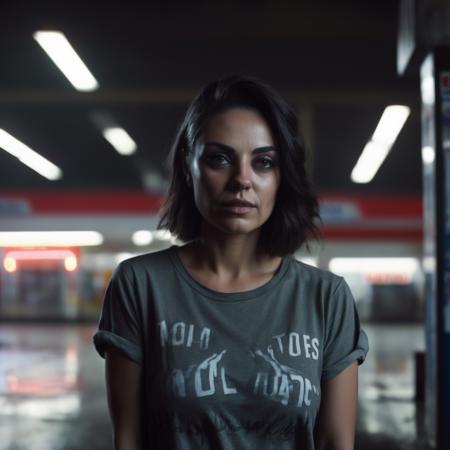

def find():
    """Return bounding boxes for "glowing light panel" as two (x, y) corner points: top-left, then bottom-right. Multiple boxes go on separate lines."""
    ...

(0, 129), (62, 180)
(3, 249), (79, 272)
(33, 31), (99, 91)
(102, 127), (137, 155)
(0, 231), (103, 247)
(351, 105), (410, 184)
(329, 257), (419, 285)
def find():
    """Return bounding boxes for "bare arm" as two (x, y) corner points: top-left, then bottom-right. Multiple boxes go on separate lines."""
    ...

(105, 347), (143, 450)
(314, 362), (358, 450)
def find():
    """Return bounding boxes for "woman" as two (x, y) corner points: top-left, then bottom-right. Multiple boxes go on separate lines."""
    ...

(93, 75), (369, 450)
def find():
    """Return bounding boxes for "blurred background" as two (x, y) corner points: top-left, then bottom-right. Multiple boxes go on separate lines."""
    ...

(0, 0), (448, 449)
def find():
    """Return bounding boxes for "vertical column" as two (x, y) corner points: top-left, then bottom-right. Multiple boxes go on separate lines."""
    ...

(436, 49), (450, 450)
(420, 48), (450, 450)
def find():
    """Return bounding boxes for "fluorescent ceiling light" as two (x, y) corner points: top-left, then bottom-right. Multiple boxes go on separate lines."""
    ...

(132, 230), (153, 246)
(351, 141), (389, 184)
(371, 106), (411, 145)
(351, 105), (410, 184)
(33, 31), (99, 92)
(0, 231), (103, 247)
(329, 257), (419, 274)
(0, 129), (62, 180)
(102, 127), (137, 155)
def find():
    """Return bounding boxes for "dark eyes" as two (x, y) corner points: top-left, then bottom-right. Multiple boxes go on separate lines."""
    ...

(255, 157), (277, 169)
(204, 153), (277, 170)
(205, 153), (229, 166)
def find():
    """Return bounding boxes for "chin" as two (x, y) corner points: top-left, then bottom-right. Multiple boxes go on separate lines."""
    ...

(211, 218), (263, 236)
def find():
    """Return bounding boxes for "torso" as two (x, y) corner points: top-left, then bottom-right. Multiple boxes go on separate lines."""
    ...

(94, 246), (366, 450)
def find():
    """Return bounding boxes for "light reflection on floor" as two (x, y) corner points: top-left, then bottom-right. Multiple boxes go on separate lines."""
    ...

(356, 324), (428, 450)
(0, 323), (429, 450)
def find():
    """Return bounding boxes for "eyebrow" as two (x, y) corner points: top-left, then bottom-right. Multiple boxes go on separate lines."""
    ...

(203, 141), (278, 155)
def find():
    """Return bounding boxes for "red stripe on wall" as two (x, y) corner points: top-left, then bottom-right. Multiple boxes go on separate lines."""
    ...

(0, 191), (165, 214)
(0, 191), (423, 219)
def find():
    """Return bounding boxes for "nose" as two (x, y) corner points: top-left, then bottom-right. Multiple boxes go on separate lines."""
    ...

(228, 160), (252, 191)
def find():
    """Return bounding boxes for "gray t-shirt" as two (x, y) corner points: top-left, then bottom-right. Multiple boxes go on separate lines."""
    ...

(93, 245), (368, 450)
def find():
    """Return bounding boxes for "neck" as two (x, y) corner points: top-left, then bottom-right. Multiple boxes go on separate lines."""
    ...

(185, 225), (278, 280)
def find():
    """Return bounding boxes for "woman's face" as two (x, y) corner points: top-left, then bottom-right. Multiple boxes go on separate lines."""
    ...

(188, 107), (281, 236)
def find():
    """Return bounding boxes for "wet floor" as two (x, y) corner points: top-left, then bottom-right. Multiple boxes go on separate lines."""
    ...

(0, 323), (430, 450)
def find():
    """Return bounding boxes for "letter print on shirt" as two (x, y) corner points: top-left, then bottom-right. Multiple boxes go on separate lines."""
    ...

(251, 349), (320, 407)
(158, 320), (321, 410)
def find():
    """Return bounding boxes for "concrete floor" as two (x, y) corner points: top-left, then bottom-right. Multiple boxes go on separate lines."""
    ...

(0, 323), (430, 450)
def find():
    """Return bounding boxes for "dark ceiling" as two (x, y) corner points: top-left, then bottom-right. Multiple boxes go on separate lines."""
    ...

(0, 0), (422, 195)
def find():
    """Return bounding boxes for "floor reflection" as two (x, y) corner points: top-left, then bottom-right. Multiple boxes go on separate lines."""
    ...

(0, 324), (110, 450)
(0, 323), (429, 449)
(357, 324), (428, 450)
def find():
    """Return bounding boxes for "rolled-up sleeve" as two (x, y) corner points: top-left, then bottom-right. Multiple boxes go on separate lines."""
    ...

(93, 263), (143, 365)
(322, 278), (368, 380)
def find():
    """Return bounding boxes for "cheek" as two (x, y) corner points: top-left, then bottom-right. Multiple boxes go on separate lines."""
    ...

(199, 170), (226, 194)
(192, 171), (224, 208)
(258, 175), (280, 203)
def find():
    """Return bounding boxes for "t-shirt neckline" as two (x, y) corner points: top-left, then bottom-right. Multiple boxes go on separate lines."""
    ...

(168, 245), (291, 302)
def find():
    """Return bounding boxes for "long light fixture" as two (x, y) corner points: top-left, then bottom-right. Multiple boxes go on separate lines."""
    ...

(0, 129), (62, 180)
(102, 127), (137, 155)
(329, 257), (419, 285)
(4, 249), (78, 273)
(0, 231), (103, 247)
(329, 257), (419, 274)
(33, 31), (99, 92)
(351, 105), (410, 183)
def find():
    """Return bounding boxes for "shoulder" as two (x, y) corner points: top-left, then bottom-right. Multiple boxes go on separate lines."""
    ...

(292, 260), (356, 315)
(288, 257), (343, 291)
(115, 246), (175, 280)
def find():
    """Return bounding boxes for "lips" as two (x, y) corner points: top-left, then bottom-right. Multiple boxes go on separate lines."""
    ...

(220, 200), (256, 208)
(220, 201), (255, 215)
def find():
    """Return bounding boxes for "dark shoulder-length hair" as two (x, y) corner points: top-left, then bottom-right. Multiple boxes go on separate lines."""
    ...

(158, 75), (321, 257)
